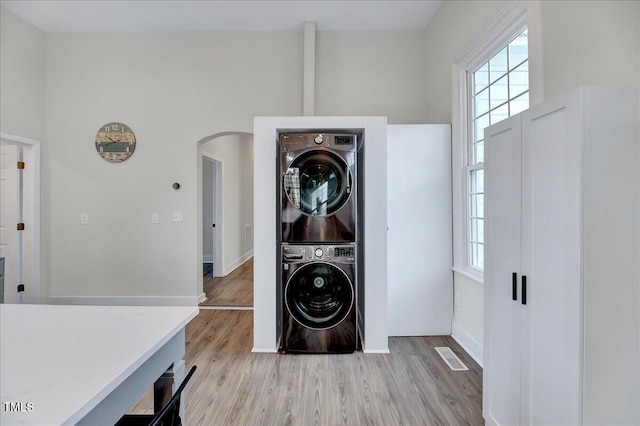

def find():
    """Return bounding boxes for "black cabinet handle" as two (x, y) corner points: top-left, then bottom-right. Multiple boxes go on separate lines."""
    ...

(522, 276), (527, 305)
(512, 273), (517, 301)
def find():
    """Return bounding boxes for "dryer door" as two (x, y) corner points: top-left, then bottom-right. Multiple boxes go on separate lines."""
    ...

(284, 150), (352, 217)
(285, 262), (354, 330)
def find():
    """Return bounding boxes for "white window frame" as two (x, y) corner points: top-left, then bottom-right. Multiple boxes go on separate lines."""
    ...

(451, 0), (543, 283)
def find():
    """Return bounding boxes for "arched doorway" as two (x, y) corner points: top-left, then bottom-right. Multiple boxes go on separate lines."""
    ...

(197, 132), (253, 307)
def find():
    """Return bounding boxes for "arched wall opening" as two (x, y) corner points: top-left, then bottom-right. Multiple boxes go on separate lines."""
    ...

(196, 131), (254, 306)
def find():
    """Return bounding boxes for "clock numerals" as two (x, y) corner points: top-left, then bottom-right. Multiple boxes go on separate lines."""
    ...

(96, 122), (136, 163)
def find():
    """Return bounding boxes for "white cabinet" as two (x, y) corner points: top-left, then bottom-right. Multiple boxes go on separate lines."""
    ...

(387, 125), (452, 336)
(483, 87), (639, 426)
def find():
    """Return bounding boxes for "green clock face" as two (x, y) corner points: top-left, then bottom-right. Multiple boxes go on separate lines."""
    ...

(95, 122), (136, 162)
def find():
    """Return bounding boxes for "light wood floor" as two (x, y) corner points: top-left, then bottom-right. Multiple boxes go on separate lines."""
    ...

(200, 258), (253, 306)
(130, 310), (483, 425)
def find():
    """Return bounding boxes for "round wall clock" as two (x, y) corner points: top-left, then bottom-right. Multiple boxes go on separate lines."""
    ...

(95, 122), (136, 162)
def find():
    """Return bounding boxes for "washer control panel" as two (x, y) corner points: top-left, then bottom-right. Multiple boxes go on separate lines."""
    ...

(282, 244), (356, 263)
(333, 246), (355, 258)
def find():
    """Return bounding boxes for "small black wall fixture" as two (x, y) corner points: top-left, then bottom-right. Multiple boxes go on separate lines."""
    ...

(173, 182), (180, 190)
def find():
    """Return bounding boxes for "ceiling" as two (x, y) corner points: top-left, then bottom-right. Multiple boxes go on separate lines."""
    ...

(0, 0), (443, 33)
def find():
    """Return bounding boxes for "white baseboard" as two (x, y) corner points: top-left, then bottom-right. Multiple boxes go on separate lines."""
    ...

(203, 256), (213, 263)
(451, 322), (483, 367)
(197, 292), (207, 304)
(363, 348), (391, 354)
(251, 347), (278, 353)
(199, 305), (253, 310)
(223, 250), (253, 276)
(46, 295), (201, 307)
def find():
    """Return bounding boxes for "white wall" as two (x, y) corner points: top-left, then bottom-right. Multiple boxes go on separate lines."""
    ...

(2, 25), (432, 304)
(43, 31), (301, 301)
(202, 133), (254, 274)
(541, 0), (640, 100)
(0, 7), (46, 141)
(423, 0), (640, 357)
(316, 31), (428, 123)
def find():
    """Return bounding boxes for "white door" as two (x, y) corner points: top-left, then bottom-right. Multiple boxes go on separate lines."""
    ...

(211, 159), (222, 277)
(522, 97), (582, 426)
(0, 144), (21, 303)
(202, 155), (223, 278)
(202, 157), (214, 268)
(484, 115), (523, 425)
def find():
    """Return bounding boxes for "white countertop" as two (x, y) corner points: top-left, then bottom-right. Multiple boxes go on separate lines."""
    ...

(0, 304), (198, 426)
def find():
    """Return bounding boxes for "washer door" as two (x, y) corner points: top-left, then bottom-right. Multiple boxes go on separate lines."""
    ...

(284, 150), (352, 217)
(285, 262), (354, 330)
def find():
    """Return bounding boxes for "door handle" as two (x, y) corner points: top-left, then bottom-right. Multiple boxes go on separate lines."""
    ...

(522, 276), (527, 305)
(512, 273), (517, 301)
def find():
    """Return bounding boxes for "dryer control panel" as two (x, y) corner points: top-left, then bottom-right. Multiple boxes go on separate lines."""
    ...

(279, 133), (358, 152)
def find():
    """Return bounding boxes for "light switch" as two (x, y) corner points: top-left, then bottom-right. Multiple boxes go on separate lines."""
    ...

(80, 213), (89, 225)
(151, 213), (159, 224)
(172, 212), (183, 222)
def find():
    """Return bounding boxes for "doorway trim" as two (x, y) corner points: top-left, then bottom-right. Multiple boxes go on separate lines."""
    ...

(0, 132), (41, 304)
(202, 153), (224, 278)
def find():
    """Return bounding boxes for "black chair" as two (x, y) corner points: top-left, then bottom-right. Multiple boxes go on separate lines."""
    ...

(116, 365), (197, 426)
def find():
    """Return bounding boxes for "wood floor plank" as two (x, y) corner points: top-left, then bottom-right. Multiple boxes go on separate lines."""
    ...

(127, 309), (483, 425)
(201, 258), (253, 306)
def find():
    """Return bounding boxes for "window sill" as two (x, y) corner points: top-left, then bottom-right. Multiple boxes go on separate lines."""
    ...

(452, 267), (484, 285)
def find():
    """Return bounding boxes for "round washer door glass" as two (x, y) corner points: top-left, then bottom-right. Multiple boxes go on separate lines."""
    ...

(284, 150), (352, 217)
(285, 262), (354, 330)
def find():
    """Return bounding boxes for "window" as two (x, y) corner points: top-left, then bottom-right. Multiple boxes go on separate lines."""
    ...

(452, 1), (542, 282)
(467, 29), (529, 271)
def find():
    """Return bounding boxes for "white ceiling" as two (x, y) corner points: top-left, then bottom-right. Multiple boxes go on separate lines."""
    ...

(0, 0), (443, 33)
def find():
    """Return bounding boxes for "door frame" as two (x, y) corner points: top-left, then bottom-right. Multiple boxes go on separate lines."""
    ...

(202, 153), (224, 278)
(0, 132), (41, 303)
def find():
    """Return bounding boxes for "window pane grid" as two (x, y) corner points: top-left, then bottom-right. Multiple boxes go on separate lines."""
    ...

(466, 28), (528, 270)
(470, 242), (485, 269)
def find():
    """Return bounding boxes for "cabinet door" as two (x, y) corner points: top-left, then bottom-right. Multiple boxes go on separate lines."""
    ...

(483, 115), (523, 426)
(521, 94), (582, 426)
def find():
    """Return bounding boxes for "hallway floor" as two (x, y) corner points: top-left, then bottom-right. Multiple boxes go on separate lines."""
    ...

(200, 258), (253, 307)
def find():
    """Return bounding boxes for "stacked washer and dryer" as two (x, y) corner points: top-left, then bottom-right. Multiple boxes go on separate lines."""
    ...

(278, 132), (360, 354)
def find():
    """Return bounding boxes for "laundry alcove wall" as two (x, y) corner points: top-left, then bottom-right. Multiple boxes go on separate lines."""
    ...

(252, 116), (388, 354)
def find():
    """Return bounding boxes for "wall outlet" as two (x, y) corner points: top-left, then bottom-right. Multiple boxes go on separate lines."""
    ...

(172, 212), (183, 222)
(151, 213), (159, 224)
(80, 213), (89, 225)
(455, 294), (461, 307)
